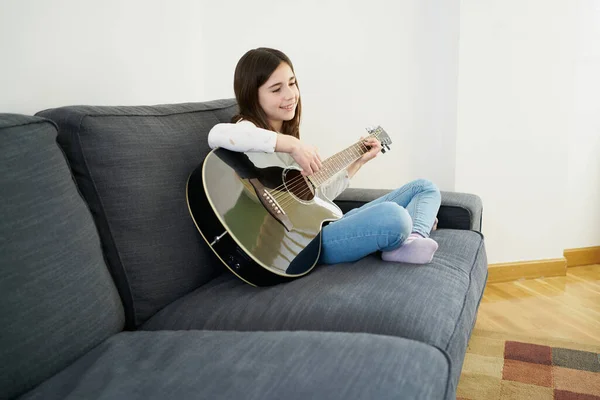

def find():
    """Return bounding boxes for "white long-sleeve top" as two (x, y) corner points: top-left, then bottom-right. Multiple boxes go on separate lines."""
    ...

(208, 120), (278, 152)
(207, 121), (350, 201)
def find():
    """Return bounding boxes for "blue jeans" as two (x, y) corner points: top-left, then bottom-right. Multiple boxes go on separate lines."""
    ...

(318, 179), (441, 264)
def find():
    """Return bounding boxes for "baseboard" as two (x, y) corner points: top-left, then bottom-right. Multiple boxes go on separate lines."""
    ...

(564, 246), (600, 268)
(488, 258), (567, 284)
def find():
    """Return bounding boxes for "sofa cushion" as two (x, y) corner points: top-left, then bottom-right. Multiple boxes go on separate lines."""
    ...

(0, 114), (124, 399)
(142, 229), (487, 392)
(36, 100), (238, 327)
(20, 330), (451, 400)
(335, 189), (484, 231)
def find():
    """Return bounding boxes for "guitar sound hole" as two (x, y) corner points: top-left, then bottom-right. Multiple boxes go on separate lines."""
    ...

(283, 169), (314, 201)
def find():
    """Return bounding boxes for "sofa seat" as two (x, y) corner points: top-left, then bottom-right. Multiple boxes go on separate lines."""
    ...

(143, 229), (487, 390)
(20, 330), (450, 400)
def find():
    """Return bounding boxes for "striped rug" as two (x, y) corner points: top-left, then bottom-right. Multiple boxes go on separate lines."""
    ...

(457, 336), (600, 399)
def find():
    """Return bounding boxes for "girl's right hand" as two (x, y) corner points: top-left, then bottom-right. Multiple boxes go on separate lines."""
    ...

(276, 135), (322, 176)
(290, 141), (322, 176)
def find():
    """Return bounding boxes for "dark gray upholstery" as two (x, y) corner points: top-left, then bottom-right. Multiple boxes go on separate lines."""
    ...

(9, 97), (489, 400)
(36, 100), (238, 327)
(143, 229), (487, 392)
(336, 188), (484, 231)
(0, 114), (124, 399)
(20, 330), (451, 400)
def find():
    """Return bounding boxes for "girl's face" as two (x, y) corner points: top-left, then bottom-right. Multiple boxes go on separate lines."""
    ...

(258, 62), (299, 132)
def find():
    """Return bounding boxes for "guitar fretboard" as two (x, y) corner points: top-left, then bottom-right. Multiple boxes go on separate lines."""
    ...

(309, 132), (381, 187)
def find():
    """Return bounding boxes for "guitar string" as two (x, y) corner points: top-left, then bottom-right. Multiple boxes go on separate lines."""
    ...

(267, 131), (383, 201)
(268, 136), (375, 198)
(279, 132), (389, 205)
(273, 147), (360, 202)
(271, 132), (386, 210)
(271, 133), (384, 209)
(274, 142), (371, 209)
(270, 139), (373, 206)
(264, 149), (353, 205)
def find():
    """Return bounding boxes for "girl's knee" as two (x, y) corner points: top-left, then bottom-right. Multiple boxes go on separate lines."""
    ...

(395, 207), (412, 238)
(413, 178), (441, 199)
(375, 202), (412, 236)
(413, 178), (438, 191)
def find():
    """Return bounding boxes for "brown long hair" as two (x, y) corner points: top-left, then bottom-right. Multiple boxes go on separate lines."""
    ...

(232, 47), (302, 138)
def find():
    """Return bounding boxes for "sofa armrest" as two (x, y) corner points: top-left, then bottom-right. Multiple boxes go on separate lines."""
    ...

(334, 188), (483, 232)
(436, 191), (483, 232)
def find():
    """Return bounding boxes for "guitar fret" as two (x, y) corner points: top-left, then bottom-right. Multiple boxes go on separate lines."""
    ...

(344, 149), (352, 163)
(334, 156), (342, 170)
(311, 127), (390, 188)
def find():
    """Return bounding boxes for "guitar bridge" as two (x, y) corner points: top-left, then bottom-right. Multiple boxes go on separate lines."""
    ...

(248, 178), (293, 232)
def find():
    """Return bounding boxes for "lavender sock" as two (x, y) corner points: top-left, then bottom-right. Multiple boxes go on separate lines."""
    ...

(381, 233), (439, 264)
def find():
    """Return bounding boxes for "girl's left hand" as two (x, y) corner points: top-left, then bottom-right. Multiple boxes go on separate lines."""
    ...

(358, 136), (382, 164)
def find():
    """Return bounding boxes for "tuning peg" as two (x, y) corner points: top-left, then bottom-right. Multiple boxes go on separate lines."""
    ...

(381, 147), (386, 154)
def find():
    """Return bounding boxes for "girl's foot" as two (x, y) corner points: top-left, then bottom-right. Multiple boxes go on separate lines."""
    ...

(381, 233), (439, 264)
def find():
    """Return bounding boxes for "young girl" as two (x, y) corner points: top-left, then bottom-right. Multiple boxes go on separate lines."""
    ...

(208, 47), (441, 265)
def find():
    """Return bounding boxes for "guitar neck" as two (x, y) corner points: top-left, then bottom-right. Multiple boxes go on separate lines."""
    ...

(309, 139), (371, 187)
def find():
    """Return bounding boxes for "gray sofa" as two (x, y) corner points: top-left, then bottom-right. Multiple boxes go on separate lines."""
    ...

(0, 99), (488, 400)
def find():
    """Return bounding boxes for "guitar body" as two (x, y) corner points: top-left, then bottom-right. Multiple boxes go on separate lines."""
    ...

(187, 148), (343, 286)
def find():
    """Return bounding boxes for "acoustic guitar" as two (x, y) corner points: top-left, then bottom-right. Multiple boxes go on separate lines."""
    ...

(186, 126), (392, 286)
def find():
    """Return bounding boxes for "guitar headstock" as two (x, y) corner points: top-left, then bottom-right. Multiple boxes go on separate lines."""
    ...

(366, 126), (392, 153)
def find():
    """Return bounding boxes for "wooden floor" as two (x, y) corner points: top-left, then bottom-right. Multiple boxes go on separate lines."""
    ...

(470, 264), (600, 351)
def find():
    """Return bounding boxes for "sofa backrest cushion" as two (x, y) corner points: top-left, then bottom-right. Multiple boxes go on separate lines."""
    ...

(36, 99), (238, 327)
(0, 114), (124, 399)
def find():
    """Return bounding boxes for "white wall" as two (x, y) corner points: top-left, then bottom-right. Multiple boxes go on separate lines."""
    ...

(1, 0), (598, 263)
(566, 0), (600, 249)
(0, 0), (205, 115)
(1, 0), (460, 191)
(200, 0), (460, 192)
(456, 0), (599, 263)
